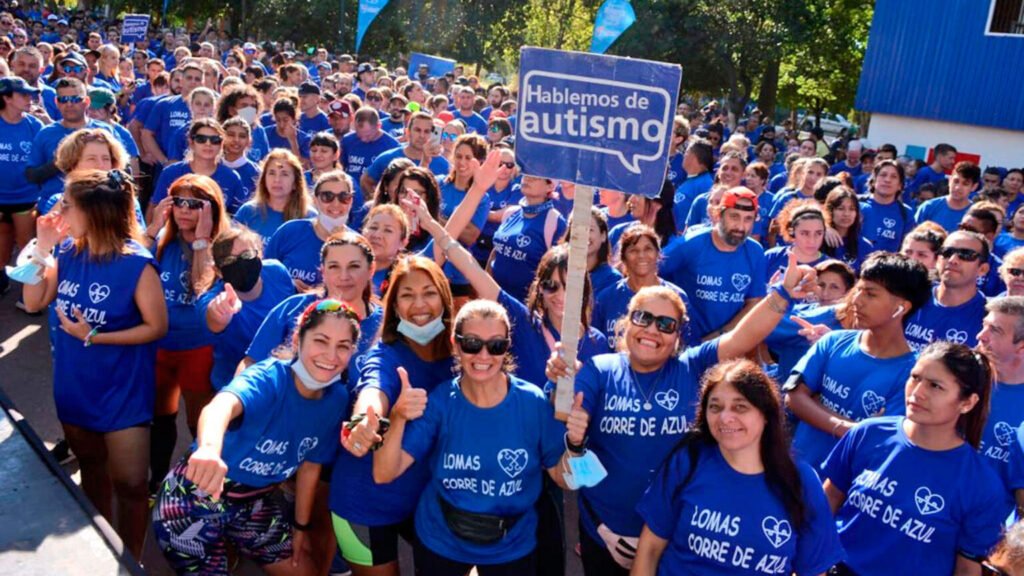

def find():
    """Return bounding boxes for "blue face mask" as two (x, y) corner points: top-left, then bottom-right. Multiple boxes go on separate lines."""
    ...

(397, 314), (446, 345)
(5, 261), (44, 285)
(563, 451), (608, 489)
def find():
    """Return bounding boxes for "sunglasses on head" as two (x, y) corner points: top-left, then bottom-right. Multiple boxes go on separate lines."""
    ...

(171, 196), (206, 210)
(455, 334), (511, 356)
(192, 134), (223, 145)
(629, 310), (679, 335)
(56, 94), (83, 104)
(220, 249), (259, 267)
(317, 190), (352, 204)
(540, 279), (564, 294)
(61, 64), (84, 74)
(939, 246), (981, 262)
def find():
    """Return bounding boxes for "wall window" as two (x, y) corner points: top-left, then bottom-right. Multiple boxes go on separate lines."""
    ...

(988, 0), (1024, 35)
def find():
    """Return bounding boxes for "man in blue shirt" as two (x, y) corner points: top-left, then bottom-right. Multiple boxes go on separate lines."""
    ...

(672, 138), (714, 232)
(342, 107), (399, 200)
(860, 159), (915, 253)
(915, 161), (979, 232)
(351, 62), (375, 100)
(297, 81), (329, 135)
(829, 138), (863, 179)
(380, 95), (408, 139)
(361, 112), (449, 197)
(453, 86), (487, 135)
(142, 62), (203, 166)
(906, 142), (957, 200)
(12, 46), (59, 121)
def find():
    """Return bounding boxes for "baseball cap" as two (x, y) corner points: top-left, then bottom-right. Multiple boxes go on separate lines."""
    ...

(328, 100), (352, 118)
(88, 87), (115, 109)
(243, 42), (257, 52)
(721, 187), (758, 211)
(57, 18), (68, 26)
(0, 77), (41, 96)
(46, 14), (58, 22)
(298, 82), (321, 96)
(357, 62), (373, 74)
(60, 51), (87, 66)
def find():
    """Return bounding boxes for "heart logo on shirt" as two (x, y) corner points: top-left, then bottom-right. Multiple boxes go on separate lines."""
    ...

(179, 270), (191, 290)
(944, 329), (969, 344)
(516, 235), (532, 248)
(654, 389), (679, 411)
(88, 282), (110, 304)
(914, 486), (945, 515)
(20, 141), (31, 155)
(861, 390), (885, 416)
(297, 437), (318, 461)
(731, 273), (751, 292)
(761, 516), (792, 548)
(995, 421), (1016, 447)
(497, 448), (529, 479)
(883, 218), (896, 229)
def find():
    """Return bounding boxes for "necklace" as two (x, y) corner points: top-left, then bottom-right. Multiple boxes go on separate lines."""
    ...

(628, 362), (663, 411)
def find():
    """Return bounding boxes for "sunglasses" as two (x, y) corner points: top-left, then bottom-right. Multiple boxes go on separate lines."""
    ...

(629, 310), (679, 335)
(192, 134), (223, 145)
(455, 334), (511, 356)
(499, 161), (516, 169)
(441, 132), (458, 142)
(939, 246), (981, 262)
(61, 64), (85, 74)
(1006, 268), (1024, 278)
(540, 279), (564, 294)
(488, 124), (503, 133)
(220, 249), (259, 267)
(367, 96), (383, 102)
(56, 94), (84, 104)
(316, 190), (352, 204)
(171, 196), (206, 210)
(981, 562), (1008, 576)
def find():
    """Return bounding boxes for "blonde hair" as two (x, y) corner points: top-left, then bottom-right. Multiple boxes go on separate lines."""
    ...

(365, 203), (410, 242)
(54, 129), (128, 173)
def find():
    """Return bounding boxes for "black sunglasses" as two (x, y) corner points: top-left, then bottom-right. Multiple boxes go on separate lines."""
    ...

(540, 279), (564, 294)
(56, 94), (83, 104)
(192, 134), (223, 145)
(499, 161), (516, 169)
(317, 190), (352, 204)
(1007, 268), (1024, 278)
(172, 196), (206, 210)
(220, 249), (259, 267)
(629, 310), (679, 335)
(455, 334), (511, 356)
(939, 246), (981, 262)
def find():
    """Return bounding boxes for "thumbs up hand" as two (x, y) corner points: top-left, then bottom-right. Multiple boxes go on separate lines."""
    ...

(342, 404), (385, 458)
(390, 367), (428, 421)
(566, 392), (590, 446)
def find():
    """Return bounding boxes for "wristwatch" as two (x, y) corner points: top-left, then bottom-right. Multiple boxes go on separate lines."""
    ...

(191, 238), (210, 250)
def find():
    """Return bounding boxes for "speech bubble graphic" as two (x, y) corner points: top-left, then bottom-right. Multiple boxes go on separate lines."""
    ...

(519, 71), (672, 175)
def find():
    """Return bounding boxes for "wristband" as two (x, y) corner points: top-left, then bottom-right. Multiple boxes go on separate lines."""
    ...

(565, 432), (587, 455)
(769, 284), (796, 312)
(440, 235), (456, 256)
(292, 519), (312, 532)
(343, 414), (391, 451)
(83, 327), (99, 347)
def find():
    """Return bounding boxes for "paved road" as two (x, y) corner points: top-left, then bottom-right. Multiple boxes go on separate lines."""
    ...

(0, 293), (584, 575)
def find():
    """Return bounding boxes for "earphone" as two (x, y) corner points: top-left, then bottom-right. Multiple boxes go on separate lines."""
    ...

(892, 305), (905, 318)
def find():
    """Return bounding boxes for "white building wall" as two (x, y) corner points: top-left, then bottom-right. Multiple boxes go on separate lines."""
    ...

(866, 113), (1024, 169)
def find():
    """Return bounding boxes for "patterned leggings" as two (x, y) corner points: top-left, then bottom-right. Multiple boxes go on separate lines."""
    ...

(152, 458), (294, 575)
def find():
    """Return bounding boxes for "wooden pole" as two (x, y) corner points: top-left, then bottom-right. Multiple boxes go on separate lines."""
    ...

(554, 183), (594, 421)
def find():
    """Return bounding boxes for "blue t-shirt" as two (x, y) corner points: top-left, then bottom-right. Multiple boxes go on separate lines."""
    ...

(475, 180), (523, 261)
(264, 219), (328, 286)
(660, 229), (767, 341)
(994, 233), (1024, 259)
(143, 94), (191, 156)
(914, 198), (969, 233)
(455, 110), (488, 135)
(979, 382), (1024, 493)
(265, 126), (312, 159)
(859, 197), (915, 254)
(787, 330), (914, 466)
(572, 341), (720, 541)
(0, 114), (43, 205)
(364, 144), (449, 183)
(684, 192), (716, 230)
(52, 240), (156, 432)
(403, 377), (565, 564)
(903, 289), (986, 354)
(497, 290), (606, 387)
(197, 260), (296, 390)
(601, 208), (635, 233)
(249, 125), (272, 163)
(764, 247), (828, 287)
(906, 165), (947, 198)
(490, 206), (566, 301)
(763, 304), (842, 381)
(341, 132), (400, 199)
(768, 189), (815, 221)
(329, 341), (456, 525)
(667, 152), (687, 191)
(233, 201), (317, 246)
(637, 442), (844, 576)
(830, 161), (862, 179)
(592, 278), (694, 347)
(155, 237), (212, 351)
(299, 111), (331, 135)
(608, 221), (639, 255)
(151, 161), (247, 214)
(822, 416), (1011, 576)
(218, 359), (348, 487)
(440, 177), (490, 286)
(380, 116), (405, 139)
(107, 121), (140, 158)
(826, 235), (874, 272)
(226, 158), (260, 211)
(166, 124), (190, 162)
(590, 262), (623, 298)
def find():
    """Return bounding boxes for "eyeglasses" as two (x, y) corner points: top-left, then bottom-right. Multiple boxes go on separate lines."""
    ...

(455, 334), (511, 356)
(939, 246), (982, 262)
(629, 310), (679, 335)
(191, 134), (223, 145)
(316, 190), (352, 204)
(61, 64), (85, 75)
(219, 249), (259, 267)
(441, 132), (458, 142)
(488, 124), (503, 133)
(56, 94), (84, 104)
(1006, 268), (1024, 278)
(499, 161), (516, 169)
(171, 196), (206, 210)
(367, 95), (382, 102)
(540, 279), (564, 294)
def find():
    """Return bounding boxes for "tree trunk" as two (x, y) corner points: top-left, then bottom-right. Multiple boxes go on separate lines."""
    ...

(758, 55), (780, 123)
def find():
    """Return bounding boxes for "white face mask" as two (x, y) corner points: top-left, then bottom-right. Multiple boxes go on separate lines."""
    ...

(397, 314), (445, 345)
(238, 106), (258, 126)
(291, 356), (341, 391)
(317, 211), (348, 231)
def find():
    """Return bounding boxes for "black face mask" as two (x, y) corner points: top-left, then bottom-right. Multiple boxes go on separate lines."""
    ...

(220, 255), (262, 292)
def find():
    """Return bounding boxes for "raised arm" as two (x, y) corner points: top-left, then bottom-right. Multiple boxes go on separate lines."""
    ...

(443, 150), (500, 244)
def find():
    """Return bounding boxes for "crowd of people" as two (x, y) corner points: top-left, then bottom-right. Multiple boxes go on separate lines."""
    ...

(4, 3), (1024, 576)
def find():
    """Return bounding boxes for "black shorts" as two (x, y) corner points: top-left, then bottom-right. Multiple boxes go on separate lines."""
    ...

(332, 513), (417, 567)
(0, 201), (35, 222)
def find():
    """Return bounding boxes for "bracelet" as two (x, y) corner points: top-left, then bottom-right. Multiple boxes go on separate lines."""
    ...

(342, 413), (392, 451)
(564, 433), (587, 455)
(292, 519), (312, 532)
(766, 291), (789, 315)
(83, 327), (99, 347)
(768, 285), (794, 314)
(440, 235), (456, 256)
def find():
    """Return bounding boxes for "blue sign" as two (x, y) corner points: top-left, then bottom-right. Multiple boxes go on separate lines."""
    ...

(516, 47), (681, 198)
(590, 0), (636, 54)
(407, 53), (457, 79)
(356, 0), (389, 51)
(121, 14), (150, 44)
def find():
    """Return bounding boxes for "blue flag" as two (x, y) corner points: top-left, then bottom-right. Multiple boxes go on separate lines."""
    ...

(590, 0), (636, 54)
(356, 0), (389, 52)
